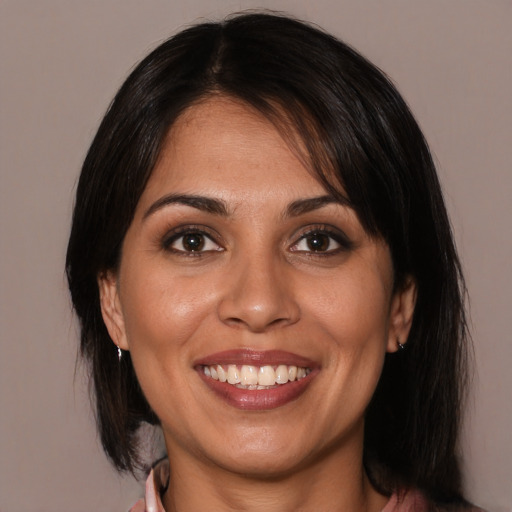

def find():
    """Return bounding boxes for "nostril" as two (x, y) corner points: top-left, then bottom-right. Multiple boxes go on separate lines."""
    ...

(223, 317), (245, 328)
(220, 308), (299, 333)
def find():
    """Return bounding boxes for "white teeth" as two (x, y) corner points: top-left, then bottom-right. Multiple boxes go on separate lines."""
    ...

(204, 364), (310, 387)
(227, 365), (241, 384)
(275, 365), (289, 384)
(216, 365), (227, 382)
(258, 365), (276, 386)
(240, 365), (258, 386)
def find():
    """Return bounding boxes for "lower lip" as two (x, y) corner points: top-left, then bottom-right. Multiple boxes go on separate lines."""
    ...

(197, 368), (318, 410)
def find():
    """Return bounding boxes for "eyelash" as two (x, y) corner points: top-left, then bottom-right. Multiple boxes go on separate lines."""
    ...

(161, 224), (353, 257)
(161, 225), (223, 257)
(290, 225), (354, 256)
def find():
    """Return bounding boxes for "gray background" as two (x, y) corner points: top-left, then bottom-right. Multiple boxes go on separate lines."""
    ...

(1, 1), (511, 511)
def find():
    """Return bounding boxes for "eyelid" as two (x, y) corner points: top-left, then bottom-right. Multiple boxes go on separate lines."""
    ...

(289, 224), (354, 253)
(161, 225), (224, 254)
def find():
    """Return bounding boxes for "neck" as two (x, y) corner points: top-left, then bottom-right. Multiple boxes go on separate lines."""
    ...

(162, 430), (387, 512)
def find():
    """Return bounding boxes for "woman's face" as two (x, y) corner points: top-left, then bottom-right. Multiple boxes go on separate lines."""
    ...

(99, 96), (415, 477)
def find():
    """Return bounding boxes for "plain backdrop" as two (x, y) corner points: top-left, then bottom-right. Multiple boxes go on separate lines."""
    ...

(1, 1), (511, 511)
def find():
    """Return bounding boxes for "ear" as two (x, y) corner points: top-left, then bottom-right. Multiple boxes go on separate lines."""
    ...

(97, 270), (129, 351)
(387, 275), (417, 353)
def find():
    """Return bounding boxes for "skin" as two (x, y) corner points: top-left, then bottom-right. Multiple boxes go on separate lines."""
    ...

(99, 96), (416, 512)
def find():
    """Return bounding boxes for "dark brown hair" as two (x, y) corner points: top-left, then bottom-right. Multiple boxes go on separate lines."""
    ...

(66, 12), (469, 505)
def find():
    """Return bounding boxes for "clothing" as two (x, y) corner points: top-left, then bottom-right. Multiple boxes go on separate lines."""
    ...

(129, 461), (168, 512)
(129, 459), (482, 512)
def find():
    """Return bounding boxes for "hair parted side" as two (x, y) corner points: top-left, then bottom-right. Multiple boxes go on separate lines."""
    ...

(66, 12), (469, 505)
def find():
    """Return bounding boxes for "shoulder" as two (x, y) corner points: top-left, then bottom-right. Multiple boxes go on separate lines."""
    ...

(382, 489), (486, 512)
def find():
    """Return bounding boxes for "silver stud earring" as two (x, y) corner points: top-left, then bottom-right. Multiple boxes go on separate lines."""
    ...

(397, 339), (405, 350)
(117, 345), (122, 361)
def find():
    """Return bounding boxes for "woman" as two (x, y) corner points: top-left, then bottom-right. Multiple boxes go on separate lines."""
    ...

(66, 12), (480, 512)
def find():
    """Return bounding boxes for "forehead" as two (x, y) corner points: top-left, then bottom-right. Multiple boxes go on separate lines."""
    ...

(137, 95), (329, 211)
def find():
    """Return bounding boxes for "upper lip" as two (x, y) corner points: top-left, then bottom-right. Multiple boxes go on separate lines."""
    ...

(194, 349), (318, 368)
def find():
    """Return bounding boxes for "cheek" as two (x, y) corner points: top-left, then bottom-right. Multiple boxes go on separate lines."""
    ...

(304, 266), (391, 410)
(305, 269), (391, 346)
(120, 266), (218, 351)
(117, 270), (212, 416)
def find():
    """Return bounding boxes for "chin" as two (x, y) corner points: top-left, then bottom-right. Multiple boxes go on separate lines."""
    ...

(218, 449), (308, 480)
(189, 424), (308, 477)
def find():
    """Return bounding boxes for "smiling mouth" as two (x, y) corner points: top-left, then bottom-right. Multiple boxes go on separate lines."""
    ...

(195, 349), (318, 410)
(202, 364), (311, 389)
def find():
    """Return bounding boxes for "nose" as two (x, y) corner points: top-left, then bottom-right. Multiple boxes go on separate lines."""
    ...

(217, 251), (300, 333)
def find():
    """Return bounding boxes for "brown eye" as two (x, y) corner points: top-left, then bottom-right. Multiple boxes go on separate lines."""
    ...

(305, 233), (331, 252)
(181, 233), (205, 252)
(290, 227), (352, 255)
(165, 229), (222, 254)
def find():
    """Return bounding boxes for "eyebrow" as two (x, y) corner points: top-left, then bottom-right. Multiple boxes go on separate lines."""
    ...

(284, 194), (351, 217)
(143, 194), (229, 219)
(143, 192), (351, 220)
